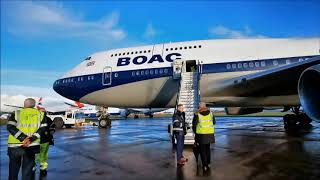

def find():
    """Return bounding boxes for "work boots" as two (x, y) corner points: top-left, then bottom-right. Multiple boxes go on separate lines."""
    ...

(40, 169), (47, 176)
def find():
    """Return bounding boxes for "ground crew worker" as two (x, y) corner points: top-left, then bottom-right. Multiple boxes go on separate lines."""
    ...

(172, 104), (188, 165)
(7, 98), (47, 180)
(36, 107), (55, 176)
(192, 102), (215, 172)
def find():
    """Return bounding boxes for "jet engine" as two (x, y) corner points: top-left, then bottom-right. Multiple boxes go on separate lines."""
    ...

(298, 64), (320, 122)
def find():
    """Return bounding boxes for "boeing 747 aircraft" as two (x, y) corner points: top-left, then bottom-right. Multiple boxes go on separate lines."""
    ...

(53, 38), (320, 131)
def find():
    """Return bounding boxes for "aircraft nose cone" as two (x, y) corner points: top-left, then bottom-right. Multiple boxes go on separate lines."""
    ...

(53, 78), (83, 101)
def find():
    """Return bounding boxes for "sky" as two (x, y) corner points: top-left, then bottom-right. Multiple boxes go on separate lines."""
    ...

(1, 0), (320, 111)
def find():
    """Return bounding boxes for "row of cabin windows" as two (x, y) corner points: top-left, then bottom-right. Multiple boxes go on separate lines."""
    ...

(131, 68), (169, 76)
(111, 50), (152, 57)
(226, 61), (267, 70)
(226, 59), (293, 70)
(110, 45), (202, 57)
(165, 45), (202, 51)
(59, 75), (95, 84)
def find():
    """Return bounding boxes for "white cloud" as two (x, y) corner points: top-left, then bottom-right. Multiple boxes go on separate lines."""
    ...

(2, 1), (126, 41)
(209, 25), (267, 39)
(0, 85), (76, 113)
(144, 23), (157, 38)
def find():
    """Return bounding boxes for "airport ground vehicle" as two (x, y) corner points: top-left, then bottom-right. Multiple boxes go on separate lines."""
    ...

(49, 110), (85, 128)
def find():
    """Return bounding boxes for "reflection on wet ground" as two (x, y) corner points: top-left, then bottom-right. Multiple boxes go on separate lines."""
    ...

(1, 117), (320, 180)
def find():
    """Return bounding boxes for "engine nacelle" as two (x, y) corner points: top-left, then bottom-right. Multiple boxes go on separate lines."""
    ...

(119, 109), (130, 118)
(225, 107), (263, 115)
(298, 64), (320, 122)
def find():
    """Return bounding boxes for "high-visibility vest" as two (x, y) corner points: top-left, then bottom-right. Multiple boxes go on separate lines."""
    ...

(8, 108), (44, 147)
(196, 112), (215, 134)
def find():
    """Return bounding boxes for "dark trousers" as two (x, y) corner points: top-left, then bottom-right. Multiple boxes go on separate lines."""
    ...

(199, 144), (211, 167)
(8, 147), (36, 180)
(175, 133), (184, 160)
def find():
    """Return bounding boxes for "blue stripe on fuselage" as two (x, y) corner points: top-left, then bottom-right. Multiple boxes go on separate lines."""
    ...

(53, 55), (317, 101)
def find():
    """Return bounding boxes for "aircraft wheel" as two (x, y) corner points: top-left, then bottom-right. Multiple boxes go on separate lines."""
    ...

(284, 114), (299, 133)
(99, 119), (107, 128)
(297, 113), (312, 129)
(53, 117), (64, 129)
(149, 114), (154, 118)
(134, 115), (139, 119)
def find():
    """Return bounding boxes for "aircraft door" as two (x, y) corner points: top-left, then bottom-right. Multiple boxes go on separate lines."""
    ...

(152, 44), (164, 56)
(102, 66), (112, 85)
(173, 60), (183, 79)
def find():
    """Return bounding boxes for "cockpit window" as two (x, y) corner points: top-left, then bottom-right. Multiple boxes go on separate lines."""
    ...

(84, 57), (91, 61)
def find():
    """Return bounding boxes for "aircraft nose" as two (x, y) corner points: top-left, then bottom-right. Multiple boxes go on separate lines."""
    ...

(53, 78), (83, 101)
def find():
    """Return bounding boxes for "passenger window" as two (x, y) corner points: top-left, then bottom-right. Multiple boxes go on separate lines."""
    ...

(123, 53), (126, 55)
(238, 63), (242, 68)
(180, 47), (183, 50)
(136, 71), (140, 76)
(243, 63), (248, 68)
(189, 46), (192, 49)
(166, 48), (168, 51)
(198, 45), (202, 48)
(175, 48), (178, 50)
(92, 76), (94, 80)
(114, 73), (118, 77)
(164, 69), (168, 73)
(261, 61), (266, 67)
(131, 52), (134, 54)
(148, 50), (151, 53)
(145, 70), (149, 75)
(144, 50), (146, 53)
(111, 54), (113, 57)
(170, 48), (173, 51)
(184, 47), (187, 49)
(232, 64), (236, 69)
(249, 62), (254, 68)
(141, 71), (144, 75)
(194, 46), (197, 48)
(88, 76), (91, 80)
(273, 60), (278, 66)
(226, 64), (231, 69)
(155, 69), (158, 74)
(140, 51), (142, 54)
(150, 70), (154, 74)
(255, 62), (260, 67)
(159, 69), (163, 74)
(127, 52), (130, 55)
(115, 54), (118, 56)
(135, 51), (138, 54)
(286, 59), (290, 64)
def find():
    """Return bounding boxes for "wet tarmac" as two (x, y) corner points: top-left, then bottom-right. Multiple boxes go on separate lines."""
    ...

(1, 117), (320, 180)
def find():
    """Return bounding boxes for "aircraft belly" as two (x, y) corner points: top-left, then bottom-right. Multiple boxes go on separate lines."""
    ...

(80, 77), (177, 108)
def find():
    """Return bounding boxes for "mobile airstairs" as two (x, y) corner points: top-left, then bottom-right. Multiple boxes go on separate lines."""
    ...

(169, 60), (201, 145)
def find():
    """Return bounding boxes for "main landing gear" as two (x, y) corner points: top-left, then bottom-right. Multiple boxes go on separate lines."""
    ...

(283, 106), (312, 133)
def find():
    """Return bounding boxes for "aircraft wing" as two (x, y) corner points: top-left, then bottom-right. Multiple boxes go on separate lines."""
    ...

(4, 104), (23, 109)
(207, 55), (320, 97)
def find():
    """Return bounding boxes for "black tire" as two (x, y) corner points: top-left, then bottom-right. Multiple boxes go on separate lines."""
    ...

(149, 114), (154, 118)
(99, 119), (107, 128)
(53, 117), (64, 129)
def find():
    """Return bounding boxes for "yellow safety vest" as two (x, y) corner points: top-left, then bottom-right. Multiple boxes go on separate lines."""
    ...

(196, 112), (215, 134)
(8, 108), (44, 147)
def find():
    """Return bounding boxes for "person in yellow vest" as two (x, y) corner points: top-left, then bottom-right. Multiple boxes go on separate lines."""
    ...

(35, 107), (55, 177)
(7, 98), (47, 180)
(192, 102), (215, 172)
